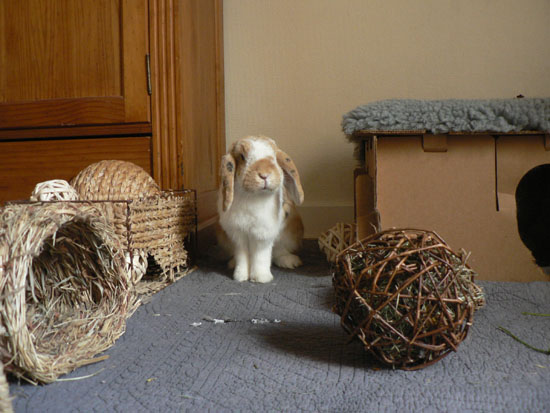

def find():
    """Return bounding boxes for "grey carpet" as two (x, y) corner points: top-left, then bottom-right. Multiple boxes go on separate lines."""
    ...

(9, 241), (550, 412)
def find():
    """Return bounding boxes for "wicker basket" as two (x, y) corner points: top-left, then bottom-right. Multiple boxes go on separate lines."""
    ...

(71, 160), (197, 294)
(0, 202), (137, 383)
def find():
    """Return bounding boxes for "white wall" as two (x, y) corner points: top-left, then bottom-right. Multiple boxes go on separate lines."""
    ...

(223, 0), (550, 237)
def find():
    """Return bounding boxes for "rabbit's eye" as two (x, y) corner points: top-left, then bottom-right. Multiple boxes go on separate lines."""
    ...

(240, 154), (246, 162)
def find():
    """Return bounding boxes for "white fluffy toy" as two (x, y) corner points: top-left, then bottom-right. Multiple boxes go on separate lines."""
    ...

(217, 135), (304, 283)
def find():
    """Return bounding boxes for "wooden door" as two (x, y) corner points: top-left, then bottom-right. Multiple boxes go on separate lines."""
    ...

(0, 0), (149, 130)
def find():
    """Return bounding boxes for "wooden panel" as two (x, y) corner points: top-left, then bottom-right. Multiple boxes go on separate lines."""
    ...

(197, 189), (219, 231)
(0, 0), (121, 101)
(179, 0), (225, 195)
(178, 0), (225, 233)
(149, 0), (225, 231)
(0, 97), (124, 129)
(121, 0), (150, 123)
(150, 0), (181, 189)
(0, 136), (151, 203)
(0, 0), (149, 129)
(0, 123), (152, 140)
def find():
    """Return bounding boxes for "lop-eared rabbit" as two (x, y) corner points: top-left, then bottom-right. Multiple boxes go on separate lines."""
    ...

(217, 135), (304, 283)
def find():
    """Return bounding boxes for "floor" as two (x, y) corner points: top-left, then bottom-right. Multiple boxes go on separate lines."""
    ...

(8, 241), (550, 412)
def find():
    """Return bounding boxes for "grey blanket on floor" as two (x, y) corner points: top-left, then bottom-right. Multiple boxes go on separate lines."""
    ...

(9, 242), (550, 412)
(342, 98), (550, 135)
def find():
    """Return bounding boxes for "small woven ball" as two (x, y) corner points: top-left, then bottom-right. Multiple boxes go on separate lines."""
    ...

(333, 228), (484, 370)
(30, 179), (79, 202)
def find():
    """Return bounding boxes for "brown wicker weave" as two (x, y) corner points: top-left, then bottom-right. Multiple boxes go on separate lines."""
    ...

(0, 202), (137, 384)
(71, 160), (161, 200)
(70, 160), (196, 294)
(333, 228), (484, 370)
(126, 191), (196, 293)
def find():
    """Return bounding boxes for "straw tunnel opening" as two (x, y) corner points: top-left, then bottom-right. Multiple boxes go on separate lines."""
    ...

(24, 219), (119, 353)
(516, 164), (550, 270)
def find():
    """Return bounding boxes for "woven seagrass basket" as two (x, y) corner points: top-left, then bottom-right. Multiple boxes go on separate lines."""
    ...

(0, 202), (138, 384)
(71, 160), (196, 295)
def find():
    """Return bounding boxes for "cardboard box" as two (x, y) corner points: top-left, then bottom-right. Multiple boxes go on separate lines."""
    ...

(354, 131), (550, 282)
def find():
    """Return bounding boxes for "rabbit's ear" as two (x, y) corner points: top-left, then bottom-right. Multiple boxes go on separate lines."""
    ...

(221, 153), (236, 211)
(276, 150), (304, 205)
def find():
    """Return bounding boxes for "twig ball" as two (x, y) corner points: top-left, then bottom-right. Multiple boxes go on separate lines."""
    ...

(333, 228), (484, 370)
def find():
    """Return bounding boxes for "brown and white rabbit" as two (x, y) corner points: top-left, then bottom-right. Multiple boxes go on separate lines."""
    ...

(217, 135), (304, 283)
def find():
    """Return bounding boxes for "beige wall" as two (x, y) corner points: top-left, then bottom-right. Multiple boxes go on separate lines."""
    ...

(223, 0), (550, 238)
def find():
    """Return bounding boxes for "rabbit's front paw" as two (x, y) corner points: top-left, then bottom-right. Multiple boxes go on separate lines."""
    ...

(250, 270), (274, 283)
(233, 266), (249, 282)
(273, 253), (302, 269)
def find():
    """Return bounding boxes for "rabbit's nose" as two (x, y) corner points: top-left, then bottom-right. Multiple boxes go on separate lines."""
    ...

(259, 172), (269, 180)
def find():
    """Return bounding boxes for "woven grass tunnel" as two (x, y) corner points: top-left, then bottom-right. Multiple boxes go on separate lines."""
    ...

(0, 202), (138, 384)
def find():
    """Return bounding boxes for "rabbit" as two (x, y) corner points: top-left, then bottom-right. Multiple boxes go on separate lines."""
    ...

(216, 135), (305, 283)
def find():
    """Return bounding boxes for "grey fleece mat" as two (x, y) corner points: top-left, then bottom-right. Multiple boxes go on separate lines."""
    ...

(9, 242), (550, 412)
(342, 98), (550, 135)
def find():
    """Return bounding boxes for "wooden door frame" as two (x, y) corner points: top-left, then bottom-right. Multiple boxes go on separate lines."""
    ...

(149, 0), (225, 231)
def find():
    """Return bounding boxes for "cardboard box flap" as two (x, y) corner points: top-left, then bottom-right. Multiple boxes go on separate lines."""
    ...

(422, 134), (447, 152)
(496, 134), (550, 211)
(354, 168), (380, 240)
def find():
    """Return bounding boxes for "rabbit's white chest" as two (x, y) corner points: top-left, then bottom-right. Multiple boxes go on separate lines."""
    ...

(219, 190), (283, 241)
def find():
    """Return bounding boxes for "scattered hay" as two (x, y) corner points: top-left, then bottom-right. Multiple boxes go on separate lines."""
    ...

(0, 202), (138, 384)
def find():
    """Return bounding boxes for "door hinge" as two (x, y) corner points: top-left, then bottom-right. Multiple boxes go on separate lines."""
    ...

(146, 54), (152, 95)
